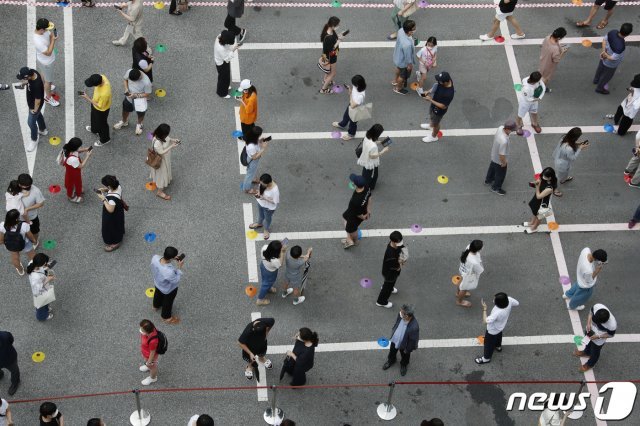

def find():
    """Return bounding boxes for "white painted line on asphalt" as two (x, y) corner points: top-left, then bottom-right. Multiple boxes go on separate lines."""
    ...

(63, 6), (75, 143)
(243, 203), (259, 282)
(231, 54), (240, 83)
(235, 106), (246, 174)
(250, 312), (269, 402)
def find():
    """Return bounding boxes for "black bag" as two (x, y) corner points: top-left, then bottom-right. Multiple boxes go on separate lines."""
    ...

(148, 330), (168, 354)
(4, 222), (26, 252)
(355, 140), (363, 158)
(240, 146), (250, 167)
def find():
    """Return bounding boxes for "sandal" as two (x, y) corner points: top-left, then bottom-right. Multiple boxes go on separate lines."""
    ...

(263, 231), (270, 240)
(319, 88), (332, 94)
(104, 243), (121, 252)
(462, 291), (471, 298)
(553, 191), (563, 197)
(245, 369), (254, 380)
(343, 240), (355, 249)
(162, 316), (181, 324)
(475, 356), (491, 365)
(576, 21), (590, 28)
(532, 125), (542, 134)
(249, 223), (263, 229)
(263, 359), (273, 369)
(156, 192), (171, 201)
(596, 20), (608, 30)
(456, 300), (472, 307)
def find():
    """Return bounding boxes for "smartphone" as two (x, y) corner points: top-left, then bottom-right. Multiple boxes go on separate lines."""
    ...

(114, 4), (122, 9)
(87, 146), (94, 151)
(581, 141), (590, 147)
(14, 84), (25, 89)
(174, 139), (182, 145)
(342, 29), (350, 36)
(586, 330), (595, 337)
(381, 137), (393, 148)
(53, 28), (58, 37)
(47, 260), (57, 269)
(93, 188), (102, 194)
(262, 136), (272, 142)
(77, 91), (85, 96)
(176, 253), (186, 261)
(281, 238), (289, 246)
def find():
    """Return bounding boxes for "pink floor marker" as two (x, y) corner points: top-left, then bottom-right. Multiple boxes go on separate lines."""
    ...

(559, 276), (571, 285)
(410, 224), (422, 233)
(331, 131), (341, 139)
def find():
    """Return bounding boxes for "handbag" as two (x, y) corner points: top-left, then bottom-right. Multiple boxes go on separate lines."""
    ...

(348, 103), (373, 122)
(146, 140), (162, 169)
(399, 1), (419, 17)
(317, 56), (330, 74)
(537, 204), (553, 220)
(33, 285), (56, 308)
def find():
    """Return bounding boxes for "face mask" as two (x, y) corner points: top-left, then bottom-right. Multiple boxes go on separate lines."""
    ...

(139, 329), (145, 335)
(51, 409), (59, 418)
(396, 240), (404, 247)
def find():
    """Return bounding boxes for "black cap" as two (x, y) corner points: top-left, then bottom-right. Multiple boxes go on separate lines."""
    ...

(16, 67), (33, 80)
(36, 18), (50, 31)
(631, 74), (640, 89)
(435, 71), (451, 83)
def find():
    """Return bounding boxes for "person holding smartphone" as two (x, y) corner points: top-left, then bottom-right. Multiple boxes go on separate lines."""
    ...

(249, 173), (280, 240)
(563, 248), (608, 311)
(332, 74), (366, 141)
(539, 27), (569, 93)
(357, 124), (389, 191)
(241, 127), (270, 194)
(150, 246), (185, 324)
(149, 123), (181, 201)
(27, 253), (55, 321)
(61, 137), (92, 203)
(552, 127), (588, 196)
(112, 0), (144, 47)
(319, 17), (345, 94)
(96, 175), (125, 252)
(33, 18), (60, 107)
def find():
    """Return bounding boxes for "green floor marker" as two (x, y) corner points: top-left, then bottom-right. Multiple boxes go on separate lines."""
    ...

(231, 89), (242, 97)
(514, 83), (522, 91)
(331, 0), (342, 7)
(573, 335), (583, 346)
(43, 240), (57, 250)
(348, 182), (355, 190)
(155, 44), (166, 53)
(53, 48), (58, 55)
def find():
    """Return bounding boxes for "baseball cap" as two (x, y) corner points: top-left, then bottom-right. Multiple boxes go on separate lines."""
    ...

(36, 18), (54, 31)
(239, 79), (252, 91)
(435, 71), (451, 83)
(504, 120), (517, 130)
(16, 67), (33, 80)
(349, 174), (367, 188)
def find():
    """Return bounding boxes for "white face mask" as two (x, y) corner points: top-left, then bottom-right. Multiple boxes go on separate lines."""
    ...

(139, 329), (145, 335)
(396, 240), (404, 247)
(51, 409), (59, 418)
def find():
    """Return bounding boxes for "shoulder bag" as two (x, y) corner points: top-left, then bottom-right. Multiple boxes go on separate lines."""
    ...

(146, 140), (162, 169)
(34, 284), (56, 308)
(400, 1), (419, 17)
(348, 103), (373, 122)
(317, 56), (330, 74)
(355, 140), (364, 158)
(537, 203), (553, 220)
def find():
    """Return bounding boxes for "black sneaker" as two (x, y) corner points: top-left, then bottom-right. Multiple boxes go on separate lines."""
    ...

(492, 188), (506, 196)
(382, 360), (395, 370)
(495, 346), (502, 352)
(400, 365), (408, 376)
(8, 381), (19, 396)
(484, 181), (492, 186)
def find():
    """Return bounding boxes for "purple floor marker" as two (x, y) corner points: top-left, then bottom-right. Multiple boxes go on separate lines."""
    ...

(559, 275), (571, 285)
(360, 278), (372, 288)
(410, 224), (422, 233)
(331, 131), (341, 139)
(332, 84), (344, 94)
(522, 129), (531, 138)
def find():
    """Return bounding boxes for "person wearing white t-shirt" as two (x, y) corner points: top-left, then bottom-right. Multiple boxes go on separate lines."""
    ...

(610, 74), (640, 136)
(356, 124), (390, 191)
(456, 240), (484, 308)
(249, 174), (280, 240)
(0, 397), (14, 426)
(112, 69), (152, 135)
(516, 71), (545, 135)
(241, 127), (269, 194)
(188, 414), (214, 426)
(475, 293), (519, 364)
(332, 75), (367, 141)
(256, 241), (286, 306)
(564, 248), (607, 310)
(574, 304), (616, 372)
(33, 18), (59, 107)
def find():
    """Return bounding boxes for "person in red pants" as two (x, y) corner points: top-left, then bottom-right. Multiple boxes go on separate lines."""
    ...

(61, 137), (93, 203)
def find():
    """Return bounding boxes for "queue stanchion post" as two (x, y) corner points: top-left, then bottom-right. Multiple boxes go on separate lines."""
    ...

(129, 389), (151, 426)
(263, 385), (284, 425)
(376, 381), (397, 420)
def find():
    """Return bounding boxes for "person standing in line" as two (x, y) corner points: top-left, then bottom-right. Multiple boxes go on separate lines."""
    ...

(415, 37), (438, 94)
(138, 319), (163, 386)
(376, 231), (408, 308)
(0, 331), (20, 395)
(552, 127), (588, 195)
(249, 174), (280, 240)
(237, 317), (275, 380)
(255, 240), (285, 306)
(332, 74), (366, 141)
(16, 67), (47, 152)
(357, 124), (390, 191)
(516, 71), (545, 134)
(475, 293), (519, 364)
(392, 20), (416, 95)
(341, 174), (372, 249)
(284, 327), (319, 386)
(17, 174), (44, 246)
(456, 240), (484, 308)
(281, 245), (312, 305)
(0, 397), (14, 425)
(188, 414), (214, 426)
(87, 419), (106, 426)
(319, 17), (344, 94)
(169, 0), (187, 16)
(151, 246), (184, 324)
(576, 0), (618, 29)
(39, 402), (64, 425)
(421, 419), (444, 426)
(241, 127), (269, 195)
(112, 0), (143, 46)
(607, 75), (640, 136)
(33, 18), (60, 107)
(382, 304), (419, 376)
(593, 23), (632, 95)
(112, 69), (152, 136)
(485, 120), (517, 196)
(1, 210), (37, 276)
(574, 304), (617, 372)
(564, 248), (607, 311)
(27, 253), (55, 321)
(538, 27), (569, 93)
(387, 0), (417, 41)
(225, 0), (248, 44)
(5, 181), (25, 218)
(61, 137), (93, 203)
(149, 123), (181, 201)
(237, 79), (258, 136)
(420, 71), (454, 143)
(479, 0), (525, 41)
(523, 167), (557, 234)
(96, 175), (125, 252)
(81, 74), (112, 147)
(214, 31), (239, 99)
(624, 132), (640, 189)
(132, 37), (154, 83)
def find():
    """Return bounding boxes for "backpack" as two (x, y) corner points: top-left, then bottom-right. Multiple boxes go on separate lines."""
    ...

(148, 330), (168, 355)
(240, 146), (250, 167)
(4, 222), (26, 252)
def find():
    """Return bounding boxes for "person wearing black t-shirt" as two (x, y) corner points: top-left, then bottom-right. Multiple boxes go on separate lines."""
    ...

(376, 231), (408, 308)
(39, 401), (64, 425)
(421, 71), (454, 143)
(237, 317), (275, 380)
(342, 174), (371, 249)
(479, 0), (525, 41)
(16, 67), (47, 152)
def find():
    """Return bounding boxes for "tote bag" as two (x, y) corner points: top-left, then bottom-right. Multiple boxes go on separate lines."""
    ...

(34, 286), (56, 309)
(348, 103), (373, 122)
(146, 141), (162, 169)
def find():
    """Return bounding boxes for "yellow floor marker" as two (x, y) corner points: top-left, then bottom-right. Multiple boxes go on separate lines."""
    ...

(437, 175), (449, 184)
(246, 230), (258, 240)
(32, 351), (46, 362)
(145, 288), (155, 298)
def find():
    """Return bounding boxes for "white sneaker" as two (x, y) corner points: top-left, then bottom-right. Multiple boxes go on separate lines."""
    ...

(139, 365), (150, 372)
(562, 293), (569, 300)
(575, 305), (585, 311)
(86, 125), (92, 132)
(223, 95), (231, 99)
(26, 138), (39, 152)
(141, 376), (157, 386)
(293, 296), (306, 305)
(44, 96), (60, 107)
(479, 34), (491, 41)
(420, 123), (431, 129)
(38, 129), (49, 136)
(112, 40), (124, 46)
(50, 84), (56, 91)
(511, 33), (526, 39)
(94, 139), (111, 147)
(282, 288), (293, 298)
(416, 87), (424, 96)
(113, 120), (129, 130)
(392, 287), (398, 294)
(376, 302), (393, 308)
(46, 313), (54, 320)
(135, 123), (143, 135)
(422, 134), (439, 143)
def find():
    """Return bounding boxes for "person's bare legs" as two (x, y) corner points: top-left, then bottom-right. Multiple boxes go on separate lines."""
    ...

(122, 111), (130, 123)
(322, 64), (336, 91)
(392, 68), (401, 85)
(44, 80), (52, 99)
(431, 122), (441, 138)
(506, 16), (524, 36)
(26, 249), (35, 261)
(597, 8), (614, 28)
(10, 252), (23, 272)
(486, 18), (501, 38)
(577, 5), (599, 26)
(530, 112), (540, 128)
(148, 362), (158, 380)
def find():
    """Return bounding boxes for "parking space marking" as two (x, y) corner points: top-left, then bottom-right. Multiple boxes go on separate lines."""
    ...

(235, 107), (247, 174)
(63, 7), (75, 142)
(250, 312), (269, 402)
(243, 203), (259, 282)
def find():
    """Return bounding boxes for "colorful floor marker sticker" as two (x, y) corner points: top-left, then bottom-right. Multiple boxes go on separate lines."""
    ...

(331, 131), (342, 139)
(522, 129), (531, 138)
(451, 275), (462, 285)
(32, 351), (46, 362)
(604, 83), (609, 91)
(437, 175), (449, 184)
(42, 240), (57, 250)
(145, 288), (155, 298)
(559, 276), (571, 285)
(360, 277), (372, 288)
(573, 336), (583, 347)
(581, 39), (592, 47)
(348, 182), (356, 190)
(246, 230), (258, 240)
(437, 131), (443, 138)
(604, 124), (614, 133)
(155, 89), (166, 97)
(245, 285), (257, 297)
(418, 0), (429, 7)
(410, 224), (422, 233)
(232, 130), (244, 138)
(48, 184), (61, 194)
(155, 44), (167, 53)
(144, 232), (156, 242)
(49, 136), (61, 146)
(231, 89), (242, 97)
(147, 132), (153, 141)
(572, 0), (583, 4)
(534, 173), (541, 180)
(51, 93), (60, 102)
(409, 81), (420, 91)
(153, 1), (164, 9)
(357, 229), (362, 240)
(377, 337), (390, 347)
(514, 83), (522, 91)
(547, 222), (559, 231)
(494, 36), (505, 43)
(331, 0), (341, 7)
(414, 38), (420, 46)
(332, 84), (344, 94)
(145, 182), (157, 191)
(53, 47), (58, 55)
(477, 335), (485, 344)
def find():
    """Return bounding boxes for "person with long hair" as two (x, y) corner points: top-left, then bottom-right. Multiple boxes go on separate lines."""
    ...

(357, 124), (390, 191)
(553, 127), (588, 195)
(132, 37), (154, 82)
(539, 27), (568, 92)
(255, 240), (285, 306)
(523, 167), (557, 234)
(342, 174), (371, 249)
(456, 240), (484, 307)
(319, 17), (344, 94)
(332, 74), (366, 140)
(0, 209), (37, 275)
(27, 253), (54, 321)
(241, 127), (269, 194)
(149, 123), (181, 201)
(284, 327), (319, 386)
(249, 173), (280, 240)
(214, 30), (239, 98)
(18, 173), (45, 245)
(5, 180), (25, 217)
(237, 79), (258, 136)
(61, 137), (92, 203)
(96, 175), (125, 252)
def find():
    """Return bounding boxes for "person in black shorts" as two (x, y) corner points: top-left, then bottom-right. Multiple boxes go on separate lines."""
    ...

(577, 0), (617, 30)
(237, 317), (274, 380)
(342, 174), (371, 249)
(421, 71), (454, 143)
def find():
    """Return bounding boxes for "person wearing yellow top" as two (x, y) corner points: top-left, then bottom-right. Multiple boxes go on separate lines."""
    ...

(236, 79), (258, 136)
(81, 74), (112, 147)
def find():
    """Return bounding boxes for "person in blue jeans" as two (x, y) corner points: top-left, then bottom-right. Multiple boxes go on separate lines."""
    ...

(249, 174), (280, 240)
(256, 240), (285, 306)
(242, 127), (269, 194)
(332, 75), (367, 141)
(27, 253), (55, 321)
(16, 67), (47, 152)
(628, 202), (640, 229)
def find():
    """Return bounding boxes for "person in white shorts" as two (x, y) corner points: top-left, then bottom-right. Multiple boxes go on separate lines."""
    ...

(516, 71), (545, 135)
(480, 0), (525, 41)
(33, 18), (60, 107)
